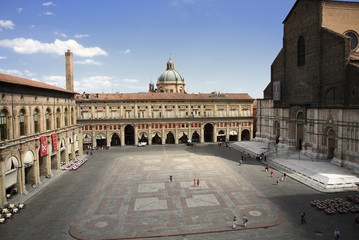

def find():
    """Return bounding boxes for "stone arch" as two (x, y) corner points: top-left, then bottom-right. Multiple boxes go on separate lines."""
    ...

(74, 134), (79, 152)
(19, 108), (27, 136)
(178, 131), (188, 143)
(24, 150), (36, 185)
(204, 123), (214, 142)
(0, 107), (10, 141)
(191, 131), (200, 143)
(64, 107), (69, 127)
(68, 136), (73, 154)
(96, 133), (107, 147)
(111, 132), (121, 146)
(5, 156), (19, 191)
(45, 107), (52, 130)
(125, 125), (135, 145)
(296, 110), (305, 150)
(274, 121), (280, 144)
(166, 131), (175, 144)
(241, 129), (250, 141)
(217, 129), (226, 142)
(33, 107), (41, 133)
(56, 107), (61, 129)
(229, 129), (238, 141)
(83, 133), (92, 148)
(152, 132), (162, 145)
(138, 132), (148, 144)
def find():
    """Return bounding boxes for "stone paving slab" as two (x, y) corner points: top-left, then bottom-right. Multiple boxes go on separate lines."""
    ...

(69, 151), (284, 239)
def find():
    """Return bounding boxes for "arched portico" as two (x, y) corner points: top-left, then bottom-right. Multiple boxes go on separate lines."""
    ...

(152, 132), (162, 145)
(138, 132), (148, 144)
(204, 123), (214, 142)
(191, 131), (200, 143)
(217, 130), (226, 142)
(178, 132), (188, 144)
(229, 130), (238, 141)
(96, 133), (107, 147)
(241, 129), (250, 141)
(125, 125), (135, 145)
(166, 132), (175, 144)
(111, 133), (121, 146)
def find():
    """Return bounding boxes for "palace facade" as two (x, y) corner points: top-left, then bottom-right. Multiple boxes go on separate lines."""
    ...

(256, 0), (359, 173)
(76, 59), (254, 147)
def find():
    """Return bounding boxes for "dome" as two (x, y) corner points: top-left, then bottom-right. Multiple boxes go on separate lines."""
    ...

(158, 69), (184, 84)
(157, 58), (184, 84)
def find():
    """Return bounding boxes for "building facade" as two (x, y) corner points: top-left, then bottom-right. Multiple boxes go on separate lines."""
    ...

(77, 59), (254, 148)
(256, 0), (359, 173)
(0, 51), (82, 206)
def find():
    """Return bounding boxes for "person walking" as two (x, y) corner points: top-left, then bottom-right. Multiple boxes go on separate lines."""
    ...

(232, 216), (237, 229)
(242, 215), (248, 228)
(265, 164), (269, 172)
(276, 177), (280, 185)
(194, 179), (196, 188)
(170, 175), (172, 182)
(271, 170), (273, 177)
(300, 212), (306, 224)
(197, 178), (200, 187)
(334, 229), (340, 239)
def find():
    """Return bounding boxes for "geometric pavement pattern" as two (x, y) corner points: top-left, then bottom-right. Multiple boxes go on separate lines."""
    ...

(69, 151), (284, 239)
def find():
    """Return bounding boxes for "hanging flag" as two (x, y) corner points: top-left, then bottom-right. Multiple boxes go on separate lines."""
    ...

(52, 133), (57, 152)
(40, 136), (47, 157)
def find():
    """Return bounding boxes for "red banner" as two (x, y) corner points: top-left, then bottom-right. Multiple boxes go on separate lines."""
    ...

(40, 136), (47, 157)
(52, 133), (57, 152)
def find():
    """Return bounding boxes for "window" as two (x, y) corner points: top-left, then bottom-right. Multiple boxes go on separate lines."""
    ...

(64, 108), (68, 126)
(34, 109), (39, 133)
(82, 111), (89, 119)
(344, 31), (359, 51)
(45, 109), (50, 130)
(19, 109), (26, 136)
(56, 108), (60, 128)
(0, 109), (7, 140)
(297, 36), (305, 67)
(111, 111), (116, 119)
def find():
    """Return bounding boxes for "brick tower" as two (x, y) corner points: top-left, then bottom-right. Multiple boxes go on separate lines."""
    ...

(65, 49), (74, 91)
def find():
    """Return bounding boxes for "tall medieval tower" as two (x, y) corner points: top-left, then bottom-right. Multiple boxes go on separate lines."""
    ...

(65, 50), (74, 91)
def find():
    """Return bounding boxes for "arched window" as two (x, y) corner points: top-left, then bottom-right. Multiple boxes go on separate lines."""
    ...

(0, 109), (8, 140)
(33, 108), (39, 133)
(45, 109), (50, 130)
(64, 108), (68, 127)
(297, 36), (305, 67)
(19, 109), (26, 136)
(56, 108), (61, 129)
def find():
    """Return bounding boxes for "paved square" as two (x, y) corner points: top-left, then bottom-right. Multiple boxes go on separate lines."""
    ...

(69, 149), (284, 239)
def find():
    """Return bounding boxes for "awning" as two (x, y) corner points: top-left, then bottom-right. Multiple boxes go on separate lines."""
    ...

(229, 130), (238, 135)
(152, 132), (161, 138)
(139, 132), (148, 138)
(178, 132), (187, 138)
(96, 133), (106, 139)
(83, 134), (92, 143)
(24, 151), (34, 168)
(5, 156), (18, 172)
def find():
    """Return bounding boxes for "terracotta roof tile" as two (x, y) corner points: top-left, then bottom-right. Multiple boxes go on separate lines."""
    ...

(0, 73), (76, 94)
(76, 92), (253, 101)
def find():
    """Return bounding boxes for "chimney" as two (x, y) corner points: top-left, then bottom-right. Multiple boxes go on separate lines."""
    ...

(65, 49), (74, 91)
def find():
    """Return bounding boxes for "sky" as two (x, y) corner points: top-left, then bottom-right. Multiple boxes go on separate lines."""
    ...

(0, 0), (355, 99)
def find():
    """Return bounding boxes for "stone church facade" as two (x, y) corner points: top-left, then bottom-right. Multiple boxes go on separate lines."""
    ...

(256, 0), (359, 173)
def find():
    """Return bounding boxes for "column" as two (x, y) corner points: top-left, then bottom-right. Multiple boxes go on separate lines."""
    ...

(0, 159), (6, 206)
(161, 126), (166, 145)
(71, 133), (76, 160)
(46, 137), (52, 176)
(226, 122), (230, 142)
(134, 124), (139, 146)
(148, 124), (152, 145)
(200, 122), (204, 143)
(120, 124), (125, 147)
(78, 130), (83, 155)
(35, 141), (41, 184)
(213, 123), (217, 143)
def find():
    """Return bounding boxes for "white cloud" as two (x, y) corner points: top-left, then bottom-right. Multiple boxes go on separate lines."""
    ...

(44, 11), (54, 16)
(55, 32), (68, 38)
(42, 75), (65, 87)
(0, 38), (108, 57)
(75, 34), (90, 38)
(43, 1), (56, 6)
(30, 25), (36, 28)
(0, 20), (15, 31)
(0, 56), (7, 59)
(74, 59), (102, 65)
(24, 70), (36, 77)
(75, 76), (114, 92)
(123, 78), (139, 83)
(124, 49), (131, 54)
(17, 8), (24, 13)
(0, 68), (23, 76)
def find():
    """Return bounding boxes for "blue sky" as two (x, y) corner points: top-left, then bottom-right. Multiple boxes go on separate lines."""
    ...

(0, 0), (351, 98)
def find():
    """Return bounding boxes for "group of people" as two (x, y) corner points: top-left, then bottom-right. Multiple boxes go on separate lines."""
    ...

(194, 178), (200, 187)
(232, 215), (248, 229)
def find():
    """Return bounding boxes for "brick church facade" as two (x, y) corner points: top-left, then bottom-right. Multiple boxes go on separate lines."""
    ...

(256, 0), (359, 173)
